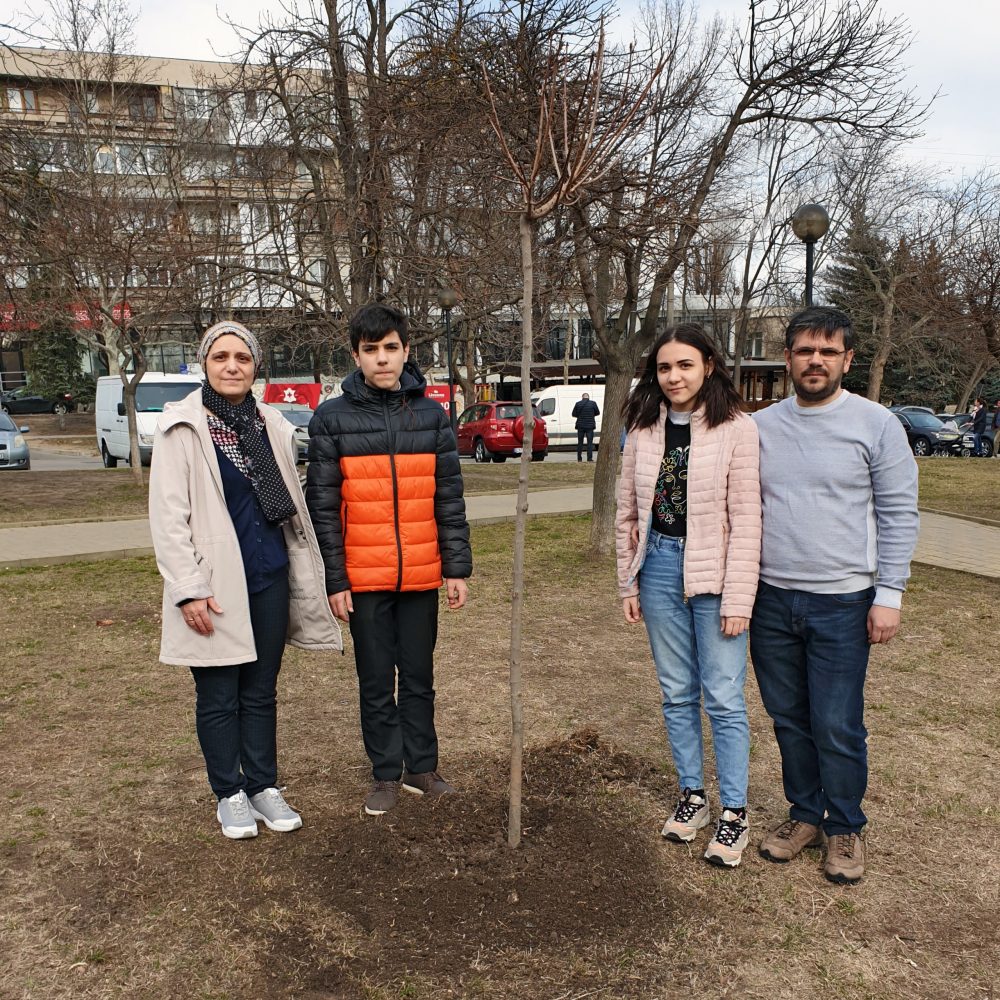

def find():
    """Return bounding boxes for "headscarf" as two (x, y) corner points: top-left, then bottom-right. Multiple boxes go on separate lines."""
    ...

(199, 322), (297, 525)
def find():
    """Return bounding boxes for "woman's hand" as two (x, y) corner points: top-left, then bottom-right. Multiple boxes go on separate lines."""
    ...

(623, 596), (642, 623)
(183, 597), (223, 636)
(721, 616), (749, 637)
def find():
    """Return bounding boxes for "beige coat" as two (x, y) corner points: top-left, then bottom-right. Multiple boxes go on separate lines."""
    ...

(615, 405), (762, 618)
(149, 389), (342, 666)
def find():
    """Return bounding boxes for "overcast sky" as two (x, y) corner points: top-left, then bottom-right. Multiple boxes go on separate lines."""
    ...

(116, 0), (998, 178)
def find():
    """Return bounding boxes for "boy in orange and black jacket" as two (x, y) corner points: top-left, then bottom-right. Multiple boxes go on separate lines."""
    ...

(306, 303), (472, 816)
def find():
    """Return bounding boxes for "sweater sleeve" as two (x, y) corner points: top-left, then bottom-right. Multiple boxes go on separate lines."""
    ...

(870, 414), (919, 607)
(305, 408), (349, 594)
(433, 412), (472, 579)
(720, 417), (762, 619)
(615, 430), (640, 598)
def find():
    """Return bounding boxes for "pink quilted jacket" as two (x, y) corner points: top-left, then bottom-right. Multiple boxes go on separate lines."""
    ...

(615, 405), (762, 617)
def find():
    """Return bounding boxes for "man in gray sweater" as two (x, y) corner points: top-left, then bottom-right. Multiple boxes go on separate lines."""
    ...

(751, 306), (918, 885)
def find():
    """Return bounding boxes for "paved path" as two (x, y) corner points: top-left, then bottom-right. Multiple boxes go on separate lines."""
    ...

(0, 487), (997, 579)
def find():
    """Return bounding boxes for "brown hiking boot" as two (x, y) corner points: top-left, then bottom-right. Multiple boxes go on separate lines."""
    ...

(759, 819), (825, 863)
(364, 779), (400, 816)
(401, 770), (456, 798)
(824, 833), (865, 885)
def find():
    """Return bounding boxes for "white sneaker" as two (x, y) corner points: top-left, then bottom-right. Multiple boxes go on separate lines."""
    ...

(704, 810), (750, 867)
(216, 790), (259, 839)
(661, 788), (711, 842)
(249, 787), (303, 832)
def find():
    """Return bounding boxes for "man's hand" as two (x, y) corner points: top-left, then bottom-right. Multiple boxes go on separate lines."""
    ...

(329, 590), (353, 622)
(444, 578), (468, 610)
(623, 596), (642, 623)
(721, 616), (749, 637)
(182, 596), (223, 636)
(868, 605), (901, 644)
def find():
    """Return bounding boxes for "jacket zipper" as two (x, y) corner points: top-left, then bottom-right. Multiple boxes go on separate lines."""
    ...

(382, 394), (404, 592)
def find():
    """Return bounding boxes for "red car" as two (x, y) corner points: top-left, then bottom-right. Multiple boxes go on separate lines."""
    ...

(455, 401), (548, 462)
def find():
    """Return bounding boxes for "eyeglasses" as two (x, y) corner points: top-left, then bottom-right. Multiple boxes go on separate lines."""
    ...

(790, 347), (847, 360)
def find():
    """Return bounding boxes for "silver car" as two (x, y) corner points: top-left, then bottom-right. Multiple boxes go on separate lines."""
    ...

(270, 404), (313, 463)
(0, 411), (30, 469)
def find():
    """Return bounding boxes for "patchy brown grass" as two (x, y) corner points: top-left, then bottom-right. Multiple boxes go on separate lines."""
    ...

(916, 457), (1000, 522)
(0, 516), (997, 999)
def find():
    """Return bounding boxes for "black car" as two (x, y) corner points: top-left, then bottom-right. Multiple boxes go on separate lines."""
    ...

(889, 407), (973, 457)
(0, 387), (75, 415)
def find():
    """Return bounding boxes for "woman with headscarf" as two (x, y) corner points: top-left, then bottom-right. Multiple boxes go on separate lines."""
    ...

(149, 321), (341, 839)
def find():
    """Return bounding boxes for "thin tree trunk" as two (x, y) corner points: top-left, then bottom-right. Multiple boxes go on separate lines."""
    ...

(507, 211), (533, 849)
(957, 359), (990, 413)
(867, 299), (895, 402)
(588, 359), (631, 555)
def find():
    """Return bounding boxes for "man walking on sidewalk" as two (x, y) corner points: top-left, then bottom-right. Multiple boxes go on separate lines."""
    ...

(751, 306), (919, 885)
(572, 392), (600, 462)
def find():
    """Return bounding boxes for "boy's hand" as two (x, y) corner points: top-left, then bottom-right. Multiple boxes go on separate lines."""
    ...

(329, 590), (353, 622)
(444, 578), (468, 610)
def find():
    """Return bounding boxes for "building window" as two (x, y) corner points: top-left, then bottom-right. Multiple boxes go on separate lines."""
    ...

(94, 145), (116, 173)
(177, 87), (215, 119)
(68, 88), (99, 118)
(5, 87), (37, 112)
(743, 332), (764, 359)
(129, 94), (158, 120)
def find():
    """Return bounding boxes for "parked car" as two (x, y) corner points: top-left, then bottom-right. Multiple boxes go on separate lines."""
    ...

(269, 403), (313, 463)
(0, 387), (75, 415)
(0, 411), (30, 469)
(889, 407), (976, 457)
(455, 401), (548, 462)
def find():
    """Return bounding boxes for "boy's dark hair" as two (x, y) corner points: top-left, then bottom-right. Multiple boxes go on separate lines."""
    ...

(623, 324), (744, 431)
(349, 303), (409, 351)
(785, 306), (855, 351)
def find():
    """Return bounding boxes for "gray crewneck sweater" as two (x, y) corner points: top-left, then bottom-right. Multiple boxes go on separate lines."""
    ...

(753, 391), (919, 609)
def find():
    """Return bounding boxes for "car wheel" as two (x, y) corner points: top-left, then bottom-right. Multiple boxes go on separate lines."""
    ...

(980, 439), (994, 458)
(0, 405), (8, 415)
(911, 437), (931, 457)
(960, 446), (973, 458)
(52, 402), (68, 415)
(473, 438), (491, 463)
(532, 451), (546, 461)
(101, 442), (118, 468)
(491, 455), (507, 463)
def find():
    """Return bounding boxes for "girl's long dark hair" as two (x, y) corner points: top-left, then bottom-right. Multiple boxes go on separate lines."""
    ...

(622, 324), (744, 431)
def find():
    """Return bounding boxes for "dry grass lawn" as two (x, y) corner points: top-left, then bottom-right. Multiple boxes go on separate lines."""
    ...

(914, 457), (1000, 522)
(0, 515), (997, 999)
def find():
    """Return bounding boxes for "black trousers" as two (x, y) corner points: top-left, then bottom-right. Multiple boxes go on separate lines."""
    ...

(577, 428), (595, 461)
(190, 572), (289, 800)
(349, 589), (439, 781)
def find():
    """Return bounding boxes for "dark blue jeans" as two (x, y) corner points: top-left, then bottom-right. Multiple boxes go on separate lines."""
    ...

(190, 572), (289, 800)
(749, 581), (874, 835)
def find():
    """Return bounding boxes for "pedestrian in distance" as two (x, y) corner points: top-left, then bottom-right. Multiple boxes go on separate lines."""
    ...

(972, 397), (989, 457)
(992, 399), (1000, 457)
(751, 306), (919, 885)
(572, 392), (600, 462)
(306, 303), (473, 817)
(616, 324), (761, 868)
(149, 320), (342, 840)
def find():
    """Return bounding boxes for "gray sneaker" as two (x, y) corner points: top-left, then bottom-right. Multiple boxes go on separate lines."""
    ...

(216, 790), (259, 839)
(364, 779), (400, 816)
(401, 770), (456, 798)
(249, 787), (303, 832)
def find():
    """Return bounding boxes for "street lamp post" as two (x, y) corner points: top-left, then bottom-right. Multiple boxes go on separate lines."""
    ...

(437, 286), (459, 436)
(791, 203), (830, 307)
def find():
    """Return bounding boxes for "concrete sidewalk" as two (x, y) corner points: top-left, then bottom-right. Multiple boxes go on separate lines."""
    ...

(1, 488), (998, 580)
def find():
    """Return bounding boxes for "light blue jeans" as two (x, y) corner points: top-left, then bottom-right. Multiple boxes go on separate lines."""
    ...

(638, 532), (750, 808)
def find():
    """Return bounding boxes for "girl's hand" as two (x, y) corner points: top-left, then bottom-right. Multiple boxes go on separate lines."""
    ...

(721, 616), (749, 637)
(623, 596), (642, 623)
(629, 524), (639, 548)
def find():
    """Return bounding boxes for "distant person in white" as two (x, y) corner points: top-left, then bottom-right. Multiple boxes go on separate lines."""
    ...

(750, 306), (919, 886)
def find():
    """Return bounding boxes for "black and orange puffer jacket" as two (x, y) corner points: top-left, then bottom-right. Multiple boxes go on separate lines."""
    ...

(305, 362), (472, 595)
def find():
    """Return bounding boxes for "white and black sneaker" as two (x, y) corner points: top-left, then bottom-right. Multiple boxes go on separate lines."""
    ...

(661, 788), (711, 843)
(704, 810), (750, 867)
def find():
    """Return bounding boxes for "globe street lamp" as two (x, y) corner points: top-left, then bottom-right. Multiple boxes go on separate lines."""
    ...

(791, 203), (830, 307)
(437, 285), (459, 436)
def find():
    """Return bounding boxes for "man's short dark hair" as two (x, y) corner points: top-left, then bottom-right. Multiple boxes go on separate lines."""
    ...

(784, 306), (855, 351)
(349, 303), (409, 351)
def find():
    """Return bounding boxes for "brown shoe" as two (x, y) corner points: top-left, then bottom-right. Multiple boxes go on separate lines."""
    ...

(364, 779), (400, 816)
(759, 819), (825, 863)
(825, 833), (865, 884)
(401, 770), (456, 798)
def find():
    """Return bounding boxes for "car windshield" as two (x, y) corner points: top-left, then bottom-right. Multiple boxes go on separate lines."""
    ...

(906, 412), (945, 429)
(135, 383), (200, 412)
(0, 412), (16, 431)
(279, 410), (312, 427)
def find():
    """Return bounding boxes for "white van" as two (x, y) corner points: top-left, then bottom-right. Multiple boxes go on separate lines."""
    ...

(531, 384), (606, 449)
(95, 372), (203, 467)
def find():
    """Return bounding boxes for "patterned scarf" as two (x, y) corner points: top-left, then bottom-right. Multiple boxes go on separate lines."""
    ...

(201, 382), (298, 524)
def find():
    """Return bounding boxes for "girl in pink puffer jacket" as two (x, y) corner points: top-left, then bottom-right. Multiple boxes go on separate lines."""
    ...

(616, 324), (761, 868)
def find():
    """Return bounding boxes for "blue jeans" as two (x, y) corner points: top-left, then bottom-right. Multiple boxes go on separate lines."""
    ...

(749, 581), (873, 835)
(638, 533), (750, 807)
